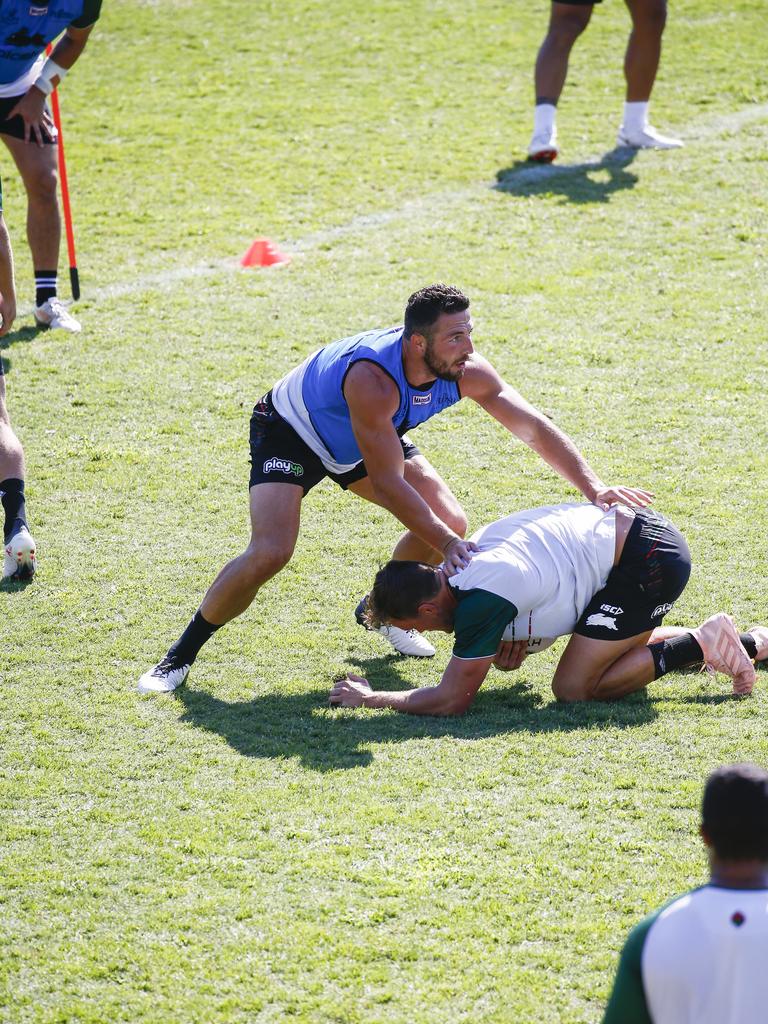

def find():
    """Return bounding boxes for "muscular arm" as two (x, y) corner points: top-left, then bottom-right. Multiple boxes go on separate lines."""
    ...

(344, 361), (461, 553)
(460, 355), (653, 508)
(11, 25), (96, 144)
(46, 24), (96, 73)
(330, 655), (494, 716)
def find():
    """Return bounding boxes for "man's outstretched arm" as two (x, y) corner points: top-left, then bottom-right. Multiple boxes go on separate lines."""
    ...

(460, 355), (654, 509)
(329, 655), (494, 716)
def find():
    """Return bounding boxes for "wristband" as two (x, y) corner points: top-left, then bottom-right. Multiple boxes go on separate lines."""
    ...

(441, 536), (460, 553)
(34, 59), (67, 97)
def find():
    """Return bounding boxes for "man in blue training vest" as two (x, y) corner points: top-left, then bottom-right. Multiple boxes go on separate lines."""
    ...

(0, 0), (102, 332)
(138, 284), (653, 694)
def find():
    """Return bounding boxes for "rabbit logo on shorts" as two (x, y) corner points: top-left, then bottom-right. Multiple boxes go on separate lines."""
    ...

(585, 612), (618, 631)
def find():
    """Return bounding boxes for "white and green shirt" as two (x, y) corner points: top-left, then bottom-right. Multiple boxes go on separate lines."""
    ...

(603, 884), (768, 1023)
(448, 503), (617, 660)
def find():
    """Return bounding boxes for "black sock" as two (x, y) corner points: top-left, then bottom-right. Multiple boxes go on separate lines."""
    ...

(35, 270), (57, 307)
(166, 610), (221, 667)
(1, 478), (27, 542)
(649, 632), (759, 679)
(648, 633), (704, 679)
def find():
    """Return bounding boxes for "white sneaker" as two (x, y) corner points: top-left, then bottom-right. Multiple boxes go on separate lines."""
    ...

(34, 297), (82, 333)
(137, 658), (190, 694)
(376, 624), (435, 658)
(3, 524), (36, 580)
(527, 128), (558, 163)
(354, 596), (435, 657)
(616, 123), (682, 149)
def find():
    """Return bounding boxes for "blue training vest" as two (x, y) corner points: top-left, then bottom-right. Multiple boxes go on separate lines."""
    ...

(277, 325), (461, 469)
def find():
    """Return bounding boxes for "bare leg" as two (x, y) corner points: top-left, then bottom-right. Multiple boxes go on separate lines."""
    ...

(0, 376), (25, 483)
(199, 483), (303, 625)
(348, 454), (467, 564)
(2, 136), (60, 276)
(623, 0), (667, 101)
(552, 631), (655, 702)
(534, 3), (594, 104)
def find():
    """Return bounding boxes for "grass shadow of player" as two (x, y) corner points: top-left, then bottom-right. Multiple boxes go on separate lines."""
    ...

(494, 146), (639, 205)
(0, 325), (47, 368)
(174, 653), (657, 772)
(0, 574), (35, 593)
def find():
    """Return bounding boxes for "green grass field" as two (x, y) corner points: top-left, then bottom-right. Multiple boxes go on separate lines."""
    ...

(1, 1), (767, 1020)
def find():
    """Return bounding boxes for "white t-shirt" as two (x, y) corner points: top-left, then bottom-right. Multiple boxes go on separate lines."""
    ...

(604, 884), (768, 1024)
(448, 503), (616, 659)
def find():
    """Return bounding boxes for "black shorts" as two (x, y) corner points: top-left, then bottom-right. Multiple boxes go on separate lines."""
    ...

(575, 509), (691, 641)
(247, 391), (420, 495)
(0, 94), (57, 144)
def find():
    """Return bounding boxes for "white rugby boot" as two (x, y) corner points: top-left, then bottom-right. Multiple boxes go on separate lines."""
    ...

(616, 123), (682, 149)
(527, 126), (558, 163)
(376, 624), (436, 658)
(3, 524), (36, 580)
(138, 657), (190, 694)
(355, 597), (435, 658)
(34, 297), (82, 333)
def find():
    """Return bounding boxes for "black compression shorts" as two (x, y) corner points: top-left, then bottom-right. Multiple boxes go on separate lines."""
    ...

(574, 508), (691, 641)
(0, 95), (57, 143)
(247, 390), (420, 495)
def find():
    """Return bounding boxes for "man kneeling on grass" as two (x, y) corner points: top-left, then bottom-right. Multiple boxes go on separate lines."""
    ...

(330, 503), (767, 713)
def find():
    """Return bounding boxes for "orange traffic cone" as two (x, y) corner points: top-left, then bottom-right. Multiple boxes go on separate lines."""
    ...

(240, 237), (291, 268)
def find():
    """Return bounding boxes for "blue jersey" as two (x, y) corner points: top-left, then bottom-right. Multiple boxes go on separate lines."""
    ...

(271, 326), (461, 473)
(0, 0), (101, 86)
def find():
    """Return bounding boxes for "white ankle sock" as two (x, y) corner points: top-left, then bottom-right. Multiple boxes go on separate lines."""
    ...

(623, 101), (649, 133)
(534, 103), (556, 136)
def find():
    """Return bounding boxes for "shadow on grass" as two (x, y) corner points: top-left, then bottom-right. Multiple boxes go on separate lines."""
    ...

(175, 654), (657, 771)
(1, 323), (45, 350)
(0, 574), (35, 593)
(494, 146), (639, 204)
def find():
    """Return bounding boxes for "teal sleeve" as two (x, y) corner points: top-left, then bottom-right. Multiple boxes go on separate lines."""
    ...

(452, 589), (517, 660)
(71, 0), (102, 28)
(602, 912), (660, 1024)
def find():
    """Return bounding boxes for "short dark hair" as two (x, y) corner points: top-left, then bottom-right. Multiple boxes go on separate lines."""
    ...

(365, 560), (442, 629)
(403, 284), (470, 340)
(701, 763), (768, 861)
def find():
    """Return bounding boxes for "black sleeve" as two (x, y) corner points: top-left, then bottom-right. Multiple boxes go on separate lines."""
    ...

(71, 0), (103, 29)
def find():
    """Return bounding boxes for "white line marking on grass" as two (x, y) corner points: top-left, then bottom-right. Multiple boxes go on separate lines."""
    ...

(85, 102), (768, 303)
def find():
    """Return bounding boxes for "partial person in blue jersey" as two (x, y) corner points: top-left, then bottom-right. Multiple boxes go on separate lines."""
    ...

(138, 284), (653, 694)
(0, 0), (102, 333)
